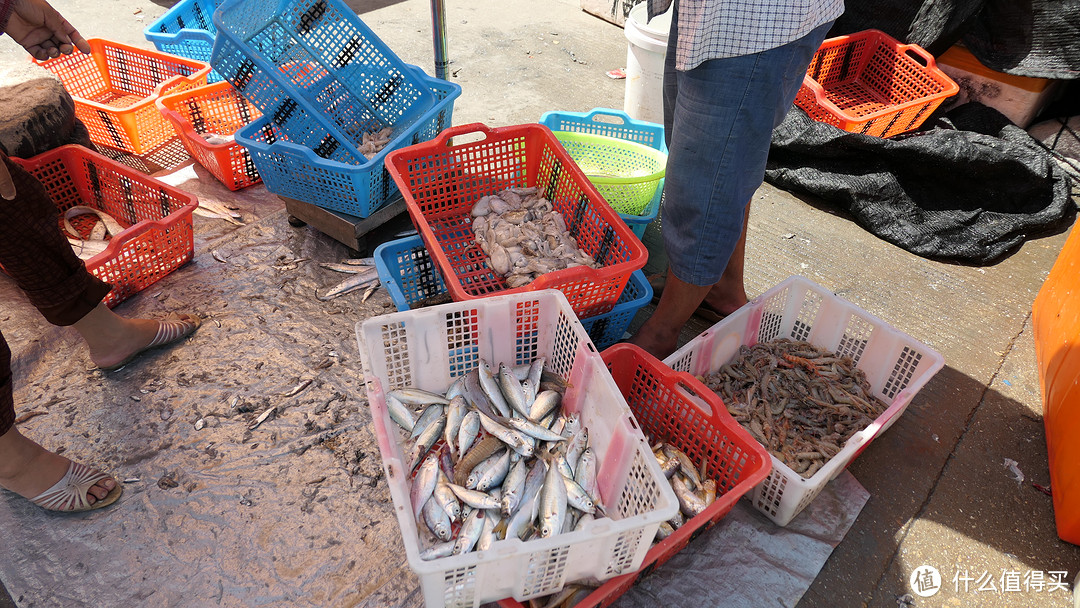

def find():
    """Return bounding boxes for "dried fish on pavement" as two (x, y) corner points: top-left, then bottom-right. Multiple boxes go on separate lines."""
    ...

(700, 338), (889, 479)
(316, 267), (379, 301)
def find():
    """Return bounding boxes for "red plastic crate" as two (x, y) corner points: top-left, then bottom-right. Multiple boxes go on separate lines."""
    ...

(34, 38), (211, 154)
(385, 123), (648, 318)
(796, 29), (959, 138)
(12, 145), (197, 307)
(157, 81), (263, 190)
(499, 343), (772, 608)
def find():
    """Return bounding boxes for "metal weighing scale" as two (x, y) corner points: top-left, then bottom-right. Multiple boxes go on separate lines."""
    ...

(285, 0), (451, 255)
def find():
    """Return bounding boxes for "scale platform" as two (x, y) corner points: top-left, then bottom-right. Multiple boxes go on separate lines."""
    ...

(281, 195), (417, 256)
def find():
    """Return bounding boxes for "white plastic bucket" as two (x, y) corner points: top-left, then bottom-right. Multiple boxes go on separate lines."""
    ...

(623, 2), (671, 125)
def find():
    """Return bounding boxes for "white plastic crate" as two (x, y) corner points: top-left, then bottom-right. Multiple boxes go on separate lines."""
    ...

(663, 276), (944, 527)
(356, 289), (679, 608)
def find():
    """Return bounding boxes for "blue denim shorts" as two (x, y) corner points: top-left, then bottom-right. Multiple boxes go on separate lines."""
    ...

(661, 19), (834, 286)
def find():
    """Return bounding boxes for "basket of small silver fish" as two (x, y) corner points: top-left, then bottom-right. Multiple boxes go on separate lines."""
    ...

(8, 145), (197, 308)
(356, 290), (678, 608)
(385, 122), (648, 319)
(495, 343), (771, 608)
(664, 275), (945, 527)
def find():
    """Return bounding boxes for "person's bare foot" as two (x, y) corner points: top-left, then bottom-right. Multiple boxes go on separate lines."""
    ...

(0, 428), (116, 507)
(74, 307), (200, 370)
(628, 316), (682, 360)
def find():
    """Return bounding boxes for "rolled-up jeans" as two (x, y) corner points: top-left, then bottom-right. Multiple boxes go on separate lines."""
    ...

(0, 154), (111, 436)
(661, 16), (834, 286)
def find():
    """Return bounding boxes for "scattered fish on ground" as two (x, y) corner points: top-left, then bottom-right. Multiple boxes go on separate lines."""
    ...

(700, 338), (888, 479)
(194, 200), (244, 226)
(316, 266), (380, 301)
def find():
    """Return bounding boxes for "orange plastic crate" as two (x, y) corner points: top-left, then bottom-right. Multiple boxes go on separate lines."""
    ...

(795, 29), (959, 138)
(157, 81), (263, 191)
(34, 38), (211, 154)
(385, 122), (648, 318)
(498, 343), (772, 608)
(12, 145), (197, 307)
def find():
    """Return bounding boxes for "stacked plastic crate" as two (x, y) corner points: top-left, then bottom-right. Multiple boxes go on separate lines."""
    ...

(209, 0), (460, 218)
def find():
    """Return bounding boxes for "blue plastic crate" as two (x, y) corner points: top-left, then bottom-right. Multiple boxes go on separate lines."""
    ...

(376, 235), (652, 350)
(145, 0), (225, 82)
(578, 269), (652, 350)
(212, 0), (434, 158)
(540, 108), (666, 240)
(235, 65), (459, 217)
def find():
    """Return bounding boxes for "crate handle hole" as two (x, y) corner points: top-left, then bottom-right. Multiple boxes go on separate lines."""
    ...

(448, 132), (487, 147)
(904, 48), (929, 67)
(591, 113), (625, 126)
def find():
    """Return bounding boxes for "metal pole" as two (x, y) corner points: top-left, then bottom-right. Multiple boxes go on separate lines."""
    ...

(430, 0), (449, 80)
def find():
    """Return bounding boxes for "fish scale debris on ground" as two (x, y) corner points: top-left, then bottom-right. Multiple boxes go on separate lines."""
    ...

(471, 187), (600, 288)
(385, 357), (607, 561)
(699, 337), (889, 478)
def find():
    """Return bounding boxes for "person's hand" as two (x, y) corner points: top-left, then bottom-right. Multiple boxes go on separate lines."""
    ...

(5, 0), (90, 61)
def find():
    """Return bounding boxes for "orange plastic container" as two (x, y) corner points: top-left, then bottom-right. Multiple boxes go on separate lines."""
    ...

(34, 38), (211, 154)
(795, 29), (959, 138)
(498, 343), (772, 608)
(12, 145), (197, 307)
(1032, 223), (1080, 546)
(157, 81), (263, 191)
(385, 122), (648, 318)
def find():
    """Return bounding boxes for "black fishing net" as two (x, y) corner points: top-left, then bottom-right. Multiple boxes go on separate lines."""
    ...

(764, 103), (1077, 264)
(828, 0), (1080, 79)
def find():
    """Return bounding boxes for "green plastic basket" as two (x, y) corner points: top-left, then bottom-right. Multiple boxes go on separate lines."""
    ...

(553, 130), (666, 216)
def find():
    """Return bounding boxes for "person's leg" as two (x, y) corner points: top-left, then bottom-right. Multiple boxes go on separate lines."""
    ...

(0, 154), (199, 369)
(0, 332), (118, 509)
(633, 22), (835, 359)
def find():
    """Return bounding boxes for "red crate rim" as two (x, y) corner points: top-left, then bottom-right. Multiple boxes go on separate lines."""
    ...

(12, 144), (199, 264)
(157, 80), (252, 152)
(800, 29), (959, 123)
(385, 122), (649, 302)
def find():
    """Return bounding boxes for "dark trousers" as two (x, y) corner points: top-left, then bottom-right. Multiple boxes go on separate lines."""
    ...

(0, 154), (111, 436)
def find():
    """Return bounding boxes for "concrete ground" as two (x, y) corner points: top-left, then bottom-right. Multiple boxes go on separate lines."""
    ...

(2, 0), (1079, 606)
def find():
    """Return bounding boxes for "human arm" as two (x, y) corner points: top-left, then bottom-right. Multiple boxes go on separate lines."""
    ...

(0, 0), (90, 199)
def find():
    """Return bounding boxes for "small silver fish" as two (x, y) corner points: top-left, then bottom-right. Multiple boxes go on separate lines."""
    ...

(474, 450), (511, 492)
(410, 404), (445, 441)
(420, 541), (456, 561)
(443, 395), (467, 457)
(478, 360), (512, 417)
(505, 416), (567, 443)
(528, 390), (562, 423)
(386, 394), (416, 433)
(281, 378), (313, 397)
(249, 406), (275, 429)
(319, 262), (370, 273)
(446, 483), (501, 510)
(457, 410), (480, 458)
(453, 509), (486, 555)
(411, 454), (440, 521)
(538, 454), (568, 538)
(672, 475), (708, 518)
(497, 363), (529, 417)
(433, 472), (461, 521)
(316, 268), (379, 300)
(390, 388), (451, 406)
(422, 495), (452, 541)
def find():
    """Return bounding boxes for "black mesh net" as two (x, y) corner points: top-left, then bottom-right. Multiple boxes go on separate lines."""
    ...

(828, 0), (1080, 79)
(764, 103), (1077, 264)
